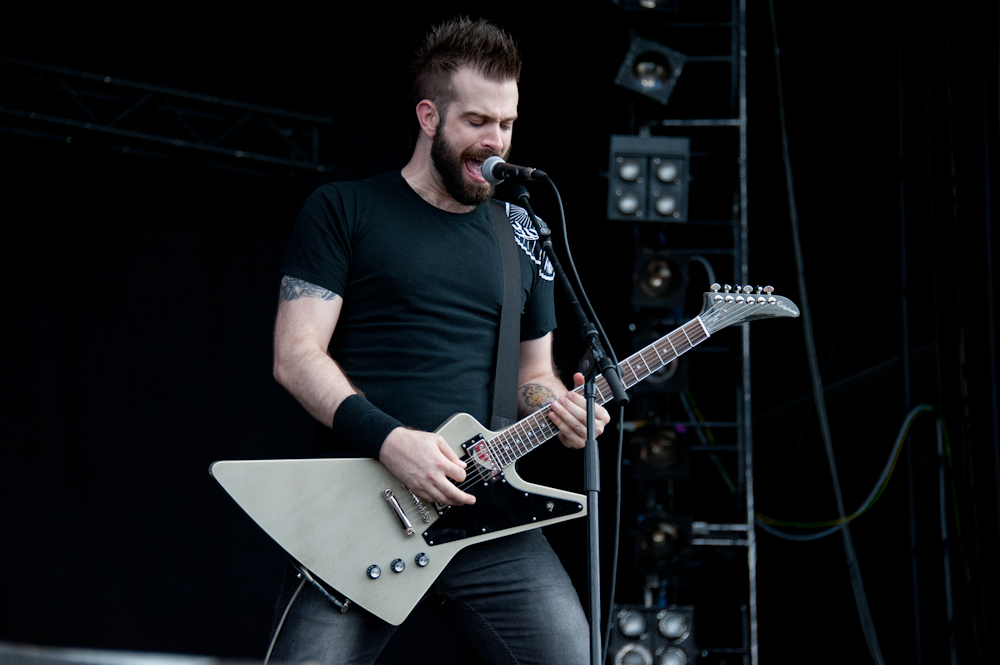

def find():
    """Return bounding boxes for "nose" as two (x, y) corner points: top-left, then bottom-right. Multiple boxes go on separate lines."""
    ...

(480, 123), (505, 153)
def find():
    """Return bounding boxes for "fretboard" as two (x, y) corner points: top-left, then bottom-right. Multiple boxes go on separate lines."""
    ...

(486, 316), (711, 468)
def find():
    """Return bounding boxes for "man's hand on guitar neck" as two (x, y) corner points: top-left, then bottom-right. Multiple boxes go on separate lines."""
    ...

(522, 372), (611, 450)
(549, 373), (611, 449)
(379, 428), (477, 507)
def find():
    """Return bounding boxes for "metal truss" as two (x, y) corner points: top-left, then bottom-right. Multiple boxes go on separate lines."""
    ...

(0, 56), (332, 176)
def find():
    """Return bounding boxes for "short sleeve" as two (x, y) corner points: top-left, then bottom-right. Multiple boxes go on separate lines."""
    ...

(280, 184), (354, 296)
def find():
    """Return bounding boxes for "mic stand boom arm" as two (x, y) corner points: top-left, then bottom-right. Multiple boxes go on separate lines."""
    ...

(513, 183), (628, 665)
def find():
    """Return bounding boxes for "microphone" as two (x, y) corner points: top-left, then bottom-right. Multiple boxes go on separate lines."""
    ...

(481, 155), (547, 185)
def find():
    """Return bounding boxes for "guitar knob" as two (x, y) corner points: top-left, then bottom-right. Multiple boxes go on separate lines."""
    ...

(366, 565), (382, 580)
(415, 553), (430, 567)
(391, 558), (405, 573)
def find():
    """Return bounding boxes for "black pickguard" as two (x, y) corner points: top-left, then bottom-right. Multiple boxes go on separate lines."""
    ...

(421, 474), (584, 546)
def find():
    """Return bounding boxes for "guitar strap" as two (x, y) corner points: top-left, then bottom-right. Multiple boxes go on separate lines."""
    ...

(489, 199), (520, 431)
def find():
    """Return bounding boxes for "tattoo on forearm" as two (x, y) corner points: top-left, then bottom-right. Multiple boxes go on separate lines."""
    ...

(519, 384), (557, 412)
(279, 276), (340, 302)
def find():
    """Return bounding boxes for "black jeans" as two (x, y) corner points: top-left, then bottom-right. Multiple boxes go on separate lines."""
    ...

(269, 529), (590, 665)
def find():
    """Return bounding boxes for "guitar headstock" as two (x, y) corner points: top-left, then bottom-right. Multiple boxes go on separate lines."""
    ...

(698, 283), (800, 335)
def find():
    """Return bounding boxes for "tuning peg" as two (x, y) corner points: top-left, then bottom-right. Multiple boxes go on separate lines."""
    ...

(742, 285), (753, 294)
(711, 283), (721, 292)
(763, 286), (774, 295)
(723, 284), (733, 293)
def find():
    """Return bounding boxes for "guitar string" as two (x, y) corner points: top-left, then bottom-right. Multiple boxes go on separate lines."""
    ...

(398, 297), (772, 522)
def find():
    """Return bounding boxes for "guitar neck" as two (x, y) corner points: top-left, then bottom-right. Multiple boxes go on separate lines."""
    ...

(487, 316), (710, 468)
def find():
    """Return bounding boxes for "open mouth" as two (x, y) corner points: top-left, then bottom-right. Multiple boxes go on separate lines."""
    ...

(464, 158), (487, 184)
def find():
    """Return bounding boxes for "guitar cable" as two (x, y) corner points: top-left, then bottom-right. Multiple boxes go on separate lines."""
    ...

(263, 573), (305, 665)
(263, 560), (351, 665)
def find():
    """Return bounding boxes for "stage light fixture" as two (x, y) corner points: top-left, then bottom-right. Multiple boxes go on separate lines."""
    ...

(608, 135), (690, 222)
(615, 643), (653, 665)
(618, 608), (649, 638)
(623, 0), (680, 10)
(658, 610), (692, 641)
(635, 511), (692, 571)
(658, 646), (688, 665)
(615, 36), (687, 106)
(632, 250), (690, 310)
(609, 605), (697, 665)
(635, 425), (691, 479)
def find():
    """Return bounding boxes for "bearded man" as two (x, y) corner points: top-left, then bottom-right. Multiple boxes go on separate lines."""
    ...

(269, 17), (609, 664)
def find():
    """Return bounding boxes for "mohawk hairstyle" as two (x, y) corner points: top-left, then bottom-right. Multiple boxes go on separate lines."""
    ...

(411, 17), (521, 133)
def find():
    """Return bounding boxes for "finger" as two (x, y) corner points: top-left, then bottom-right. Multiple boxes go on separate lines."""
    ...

(437, 438), (467, 467)
(550, 400), (586, 441)
(553, 394), (588, 429)
(438, 478), (476, 506)
(436, 439), (468, 482)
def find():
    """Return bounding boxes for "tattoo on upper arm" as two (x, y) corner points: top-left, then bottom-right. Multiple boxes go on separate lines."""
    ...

(280, 276), (340, 302)
(519, 384), (557, 411)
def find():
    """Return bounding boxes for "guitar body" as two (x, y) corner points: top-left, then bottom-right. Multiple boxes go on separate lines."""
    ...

(210, 412), (586, 626)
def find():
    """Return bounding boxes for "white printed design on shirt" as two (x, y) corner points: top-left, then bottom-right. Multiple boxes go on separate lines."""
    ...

(506, 203), (555, 281)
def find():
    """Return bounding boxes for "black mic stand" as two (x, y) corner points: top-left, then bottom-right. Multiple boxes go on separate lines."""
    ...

(514, 183), (628, 665)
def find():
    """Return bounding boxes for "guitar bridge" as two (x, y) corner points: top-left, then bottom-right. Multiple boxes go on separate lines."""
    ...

(383, 488), (416, 537)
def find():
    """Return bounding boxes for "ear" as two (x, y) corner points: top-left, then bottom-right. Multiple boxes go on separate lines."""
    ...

(415, 99), (439, 139)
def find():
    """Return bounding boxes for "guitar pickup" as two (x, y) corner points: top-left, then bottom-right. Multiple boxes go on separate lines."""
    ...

(462, 435), (502, 486)
(383, 488), (415, 537)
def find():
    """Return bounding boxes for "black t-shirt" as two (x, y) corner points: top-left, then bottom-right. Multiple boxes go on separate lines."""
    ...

(281, 170), (556, 456)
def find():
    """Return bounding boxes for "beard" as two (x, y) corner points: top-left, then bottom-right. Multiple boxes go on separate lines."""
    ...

(430, 121), (510, 207)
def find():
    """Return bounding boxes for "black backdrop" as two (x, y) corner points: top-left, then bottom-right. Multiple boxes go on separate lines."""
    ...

(2, 2), (997, 664)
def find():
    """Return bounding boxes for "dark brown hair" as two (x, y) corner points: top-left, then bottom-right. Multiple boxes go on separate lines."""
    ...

(411, 17), (521, 135)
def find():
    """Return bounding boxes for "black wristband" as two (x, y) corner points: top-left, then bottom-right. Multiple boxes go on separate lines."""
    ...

(330, 394), (404, 459)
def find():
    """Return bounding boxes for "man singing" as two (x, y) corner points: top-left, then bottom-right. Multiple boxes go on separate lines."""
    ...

(269, 17), (609, 664)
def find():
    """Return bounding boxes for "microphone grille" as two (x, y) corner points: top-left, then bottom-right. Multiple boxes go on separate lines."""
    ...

(481, 155), (506, 185)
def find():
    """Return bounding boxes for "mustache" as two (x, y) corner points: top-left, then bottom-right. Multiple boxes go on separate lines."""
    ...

(462, 146), (510, 162)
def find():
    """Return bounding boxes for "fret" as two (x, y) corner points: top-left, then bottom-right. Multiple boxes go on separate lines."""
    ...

(637, 353), (653, 375)
(627, 358), (646, 383)
(664, 335), (679, 357)
(649, 342), (666, 366)
(671, 329), (692, 353)
(641, 347), (661, 374)
(621, 362), (638, 386)
(653, 340), (674, 365)
(496, 433), (511, 467)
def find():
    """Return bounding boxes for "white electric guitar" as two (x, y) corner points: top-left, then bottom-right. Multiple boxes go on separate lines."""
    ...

(210, 284), (799, 625)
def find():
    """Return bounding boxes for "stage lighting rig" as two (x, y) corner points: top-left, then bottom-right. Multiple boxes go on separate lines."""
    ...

(614, 36), (687, 106)
(608, 135), (690, 222)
